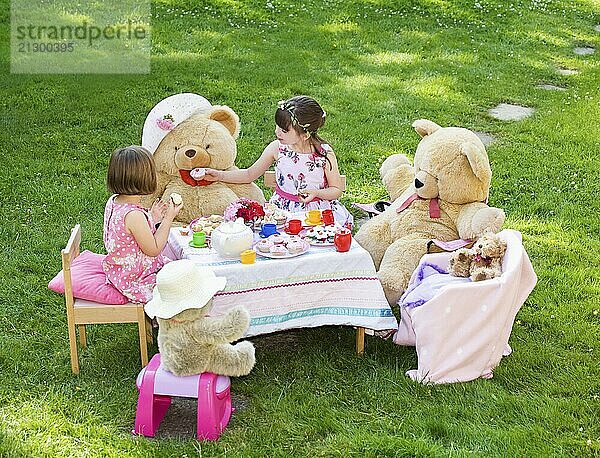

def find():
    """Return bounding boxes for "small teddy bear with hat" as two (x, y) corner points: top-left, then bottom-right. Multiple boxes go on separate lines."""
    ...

(145, 259), (255, 377)
(448, 232), (507, 282)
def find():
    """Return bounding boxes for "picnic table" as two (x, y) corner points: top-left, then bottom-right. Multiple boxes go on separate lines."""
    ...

(164, 227), (397, 354)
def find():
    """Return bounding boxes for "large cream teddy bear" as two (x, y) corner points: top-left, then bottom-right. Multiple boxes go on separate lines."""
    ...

(354, 119), (505, 304)
(141, 93), (265, 223)
(145, 259), (256, 377)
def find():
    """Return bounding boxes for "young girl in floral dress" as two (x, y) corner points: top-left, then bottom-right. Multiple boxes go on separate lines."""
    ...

(204, 96), (353, 228)
(103, 146), (183, 303)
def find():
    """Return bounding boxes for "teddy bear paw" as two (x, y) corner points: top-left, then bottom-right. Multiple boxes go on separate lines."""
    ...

(472, 207), (506, 236)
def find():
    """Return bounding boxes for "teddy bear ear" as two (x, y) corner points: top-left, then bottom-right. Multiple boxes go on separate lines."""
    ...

(461, 141), (491, 187)
(412, 119), (442, 138)
(208, 105), (240, 139)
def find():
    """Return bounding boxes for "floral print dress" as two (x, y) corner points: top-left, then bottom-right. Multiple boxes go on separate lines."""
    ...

(102, 195), (169, 303)
(270, 142), (353, 227)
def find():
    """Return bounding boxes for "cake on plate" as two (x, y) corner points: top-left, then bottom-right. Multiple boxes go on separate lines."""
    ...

(256, 239), (273, 253)
(269, 245), (288, 256)
(287, 240), (305, 254)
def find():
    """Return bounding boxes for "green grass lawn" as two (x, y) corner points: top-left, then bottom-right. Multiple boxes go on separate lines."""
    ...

(1, 0), (599, 456)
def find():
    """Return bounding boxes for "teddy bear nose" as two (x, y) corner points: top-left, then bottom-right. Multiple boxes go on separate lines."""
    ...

(184, 149), (196, 158)
(414, 178), (424, 188)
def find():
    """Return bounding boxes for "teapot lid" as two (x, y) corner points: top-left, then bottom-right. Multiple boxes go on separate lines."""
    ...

(216, 217), (249, 234)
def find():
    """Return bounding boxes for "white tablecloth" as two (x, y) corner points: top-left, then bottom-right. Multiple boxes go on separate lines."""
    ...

(166, 229), (398, 337)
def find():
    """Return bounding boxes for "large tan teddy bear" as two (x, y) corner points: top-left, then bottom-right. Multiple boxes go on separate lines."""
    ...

(141, 93), (265, 223)
(354, 119), (505, 305)
(145, 259), (256, 377)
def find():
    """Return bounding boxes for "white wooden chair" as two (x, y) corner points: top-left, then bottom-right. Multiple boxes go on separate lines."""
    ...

(61, 224), (151, 374)
(263, 170), (346, 191)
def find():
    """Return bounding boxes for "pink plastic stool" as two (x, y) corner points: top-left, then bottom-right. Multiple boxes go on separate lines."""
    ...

(133, 353), (233, 441)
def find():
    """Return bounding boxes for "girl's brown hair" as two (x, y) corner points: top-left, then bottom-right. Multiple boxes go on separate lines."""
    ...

(107, 146), (157, 195)
(276, 96), (330, 162)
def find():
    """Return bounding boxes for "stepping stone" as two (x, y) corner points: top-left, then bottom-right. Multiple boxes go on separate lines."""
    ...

(488, 103), (534, 121)
(573, 46), (595, 55)
(557, 68), (578, 76)
(536, 84), (567, 91)
(473, 131), (496, 146)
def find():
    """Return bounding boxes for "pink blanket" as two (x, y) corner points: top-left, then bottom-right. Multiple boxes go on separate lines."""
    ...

(394, 229), (537, 384)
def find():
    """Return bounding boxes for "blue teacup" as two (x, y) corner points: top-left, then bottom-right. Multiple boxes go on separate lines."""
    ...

(259, 223), (279, 238)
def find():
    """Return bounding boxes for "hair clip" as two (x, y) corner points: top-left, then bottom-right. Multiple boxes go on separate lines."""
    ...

(277, 100), (310, 129)
(322, 110), (326, 119)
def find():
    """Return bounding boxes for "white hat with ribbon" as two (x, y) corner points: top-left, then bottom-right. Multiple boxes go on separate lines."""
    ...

(141, 93), (212, 154)
(144, 259), (227, 319)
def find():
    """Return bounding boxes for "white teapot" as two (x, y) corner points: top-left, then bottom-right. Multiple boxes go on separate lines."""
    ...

(211, 217), (254, 259)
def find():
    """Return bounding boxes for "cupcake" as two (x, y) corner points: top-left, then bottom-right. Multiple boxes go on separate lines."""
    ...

(314, 229), (327, 243)
(274, 213), (287, 226)
(269, 245), (288, 256)
(325, 226), (337, 243)
(256, 239), (272, 253)
(269, 234), (285, 245)
(263, 215), (277, 225)
(192, 221), (206, 232)
(287, 235), (302, 244)
(286, 240), (305, 254)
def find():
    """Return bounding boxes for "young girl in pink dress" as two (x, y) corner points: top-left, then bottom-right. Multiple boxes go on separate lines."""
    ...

(204, 96), (353, 227)
(103, 146), (183, 303)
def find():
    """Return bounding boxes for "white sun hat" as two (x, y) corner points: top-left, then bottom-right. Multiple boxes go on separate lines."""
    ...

(141, 93), (212, 154)
(144, 259), (227, 319)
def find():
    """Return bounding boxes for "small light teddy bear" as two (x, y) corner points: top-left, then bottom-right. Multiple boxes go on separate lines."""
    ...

(448, 232), (507, 282)
(145, 259), (255, 377)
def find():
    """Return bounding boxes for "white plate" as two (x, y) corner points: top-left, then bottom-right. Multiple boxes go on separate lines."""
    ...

(189, 216), (223, 233)
(254, 240), (310, 259)
(306, 238), (334, 247)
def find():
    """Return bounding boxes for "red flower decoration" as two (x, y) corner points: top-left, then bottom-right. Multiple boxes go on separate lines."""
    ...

(224, 198), (265, 222)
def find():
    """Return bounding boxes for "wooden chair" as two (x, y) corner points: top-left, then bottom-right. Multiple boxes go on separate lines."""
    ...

(263, 170), (346, 191)
(62, 224), (152, 374)
(262, 171), (367, 354)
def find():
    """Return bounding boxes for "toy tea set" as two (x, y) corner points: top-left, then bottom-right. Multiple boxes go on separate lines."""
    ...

(184, 203), (352, 263)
